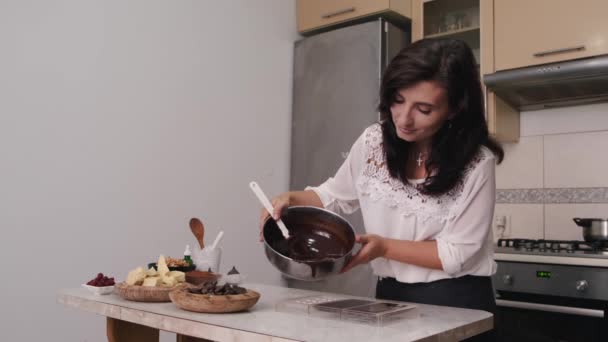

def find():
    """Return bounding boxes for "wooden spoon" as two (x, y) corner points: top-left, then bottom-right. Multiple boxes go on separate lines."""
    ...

(189, 217), (205, 249)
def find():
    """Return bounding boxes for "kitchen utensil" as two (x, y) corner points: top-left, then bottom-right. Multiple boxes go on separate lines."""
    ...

(262, 206), (355, 281)
(249, 181), (290, 239)
(210, 230), (224, 250)
(189, 218), (205, 249)
(169, 287), (260, 313)
(573, 218), (608, 242)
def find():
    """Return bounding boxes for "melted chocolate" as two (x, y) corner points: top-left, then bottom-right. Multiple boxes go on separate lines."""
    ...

(274, 230), (347, 262)
(273, 234), (343, 278)
(263, 208), (355, 279)
(268, 221), (348, 260)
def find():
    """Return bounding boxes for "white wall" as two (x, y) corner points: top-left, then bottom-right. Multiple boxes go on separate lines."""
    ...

(0, 1), (298, 341)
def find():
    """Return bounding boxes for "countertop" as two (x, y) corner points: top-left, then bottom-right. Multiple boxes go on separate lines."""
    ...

(58, 283), (492, 342)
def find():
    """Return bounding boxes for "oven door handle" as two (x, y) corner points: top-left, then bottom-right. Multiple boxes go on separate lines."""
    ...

(496, 299), (604, 318)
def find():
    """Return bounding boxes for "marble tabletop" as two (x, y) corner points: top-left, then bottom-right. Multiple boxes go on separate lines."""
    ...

(58, 283), (492, 342)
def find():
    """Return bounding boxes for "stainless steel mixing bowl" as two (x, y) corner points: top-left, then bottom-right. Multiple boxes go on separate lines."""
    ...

(262, 206), (356, 281)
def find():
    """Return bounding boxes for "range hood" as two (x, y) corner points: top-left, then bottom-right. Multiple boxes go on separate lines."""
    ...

(484, 55), (608, 111)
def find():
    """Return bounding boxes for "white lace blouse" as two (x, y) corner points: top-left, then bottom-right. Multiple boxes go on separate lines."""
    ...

(307, 124), (497, 283)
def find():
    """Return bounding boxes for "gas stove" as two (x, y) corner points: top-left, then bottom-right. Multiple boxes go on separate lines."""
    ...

(494, 238), (608, 267)
(497, 238), (608, 254)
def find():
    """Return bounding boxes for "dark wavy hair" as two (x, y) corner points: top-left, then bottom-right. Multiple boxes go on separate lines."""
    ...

(378, 38), (504, 195)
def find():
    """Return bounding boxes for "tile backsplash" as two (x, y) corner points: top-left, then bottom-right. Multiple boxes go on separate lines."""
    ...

(495, 136), (543, 189)
(544, 131), (608, 188)
(497, 188), (608, 204)
(494, 102), (608, 241)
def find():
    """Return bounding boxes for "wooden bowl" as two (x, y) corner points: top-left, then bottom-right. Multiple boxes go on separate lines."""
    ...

(169, 288), (261, 313)
(115, 282), (186, 302)
(185, 271), (220, 285)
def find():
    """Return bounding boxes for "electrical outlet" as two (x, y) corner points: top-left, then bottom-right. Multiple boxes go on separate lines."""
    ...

(493, 214), (511, 239)
(504, 215), (511, 237)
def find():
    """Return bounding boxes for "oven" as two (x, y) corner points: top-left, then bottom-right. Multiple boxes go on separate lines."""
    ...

(493, 239), (608, 342)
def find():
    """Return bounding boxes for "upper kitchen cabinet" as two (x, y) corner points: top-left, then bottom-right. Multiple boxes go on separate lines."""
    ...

(494, 0), (608, 71)
(297, 0), (412, 35)
(411, 0), (481, 63)
(412, 0), (519, 142)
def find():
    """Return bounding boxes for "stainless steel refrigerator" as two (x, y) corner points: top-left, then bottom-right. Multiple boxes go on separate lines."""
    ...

(289, 19), (409, 297)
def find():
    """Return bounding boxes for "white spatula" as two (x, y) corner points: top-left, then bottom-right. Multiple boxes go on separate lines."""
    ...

(249, 181), (290, 239)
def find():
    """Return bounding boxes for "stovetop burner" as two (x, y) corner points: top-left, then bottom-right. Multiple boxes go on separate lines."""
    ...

(497, 238), (608, 255)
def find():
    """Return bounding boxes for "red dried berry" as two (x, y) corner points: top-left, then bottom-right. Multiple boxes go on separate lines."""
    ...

(87, 273), (114, 287)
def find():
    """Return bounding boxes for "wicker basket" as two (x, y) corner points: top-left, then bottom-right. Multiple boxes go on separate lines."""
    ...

(115, 282), (186, 302)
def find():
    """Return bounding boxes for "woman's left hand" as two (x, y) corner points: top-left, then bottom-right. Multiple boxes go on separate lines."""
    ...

(341, 234), (388, 274)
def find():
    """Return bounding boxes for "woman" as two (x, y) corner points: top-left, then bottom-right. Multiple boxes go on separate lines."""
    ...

(261, 38), (503, 341)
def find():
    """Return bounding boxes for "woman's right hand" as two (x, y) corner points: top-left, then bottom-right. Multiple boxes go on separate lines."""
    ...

(259, 192), (291, 242)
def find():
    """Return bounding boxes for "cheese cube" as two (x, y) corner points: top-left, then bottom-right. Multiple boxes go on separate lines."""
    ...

(146, 267), (158, 277)
(168, 271), (185, 283)
(157, 255), (169, 276)
(161, 275), (177, 287)
(142, 276), (162, 287)
(126, 267), (146, 286)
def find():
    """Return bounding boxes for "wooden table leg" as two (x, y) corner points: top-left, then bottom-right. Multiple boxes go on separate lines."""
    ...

(176, 334), (214, 342)
(175, 334), (213, 342)
(107, 317), (159, 342)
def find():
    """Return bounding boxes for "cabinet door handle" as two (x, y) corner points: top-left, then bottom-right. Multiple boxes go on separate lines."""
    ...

(533, 45), (585, 57)
(321, 7), (356, 19)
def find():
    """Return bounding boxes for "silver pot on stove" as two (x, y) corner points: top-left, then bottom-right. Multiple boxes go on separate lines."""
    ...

(573, 218), (608, 242)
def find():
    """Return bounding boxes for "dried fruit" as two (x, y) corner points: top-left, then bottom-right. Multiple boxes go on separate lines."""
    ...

(87, 273), (115, 287)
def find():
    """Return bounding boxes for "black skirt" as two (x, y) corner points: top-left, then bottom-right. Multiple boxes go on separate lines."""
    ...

(376, 275), (496, 342)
